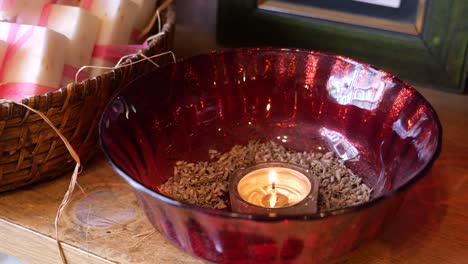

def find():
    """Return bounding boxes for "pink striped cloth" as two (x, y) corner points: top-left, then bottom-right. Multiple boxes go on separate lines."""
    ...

(0, 23), (58, 101)
(0, 0), (16, 11)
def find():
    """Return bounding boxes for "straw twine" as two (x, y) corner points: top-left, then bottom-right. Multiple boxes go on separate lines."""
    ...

(0, 1), (175, 262)
(0, 99), (81, 263)
(2, 50), (175, 263)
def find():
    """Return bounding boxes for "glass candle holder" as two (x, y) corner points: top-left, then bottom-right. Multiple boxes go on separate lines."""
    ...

(229, 162), (319, 216)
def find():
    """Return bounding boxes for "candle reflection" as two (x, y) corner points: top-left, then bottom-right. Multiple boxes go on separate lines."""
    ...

(261, 181), (289, 208)
(269, 184), (277, 207)
(269, 170), (278, 207)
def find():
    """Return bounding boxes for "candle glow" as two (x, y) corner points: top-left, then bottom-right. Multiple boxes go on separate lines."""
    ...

(230, 162), (320, 215)
(237, 166), (311, 208)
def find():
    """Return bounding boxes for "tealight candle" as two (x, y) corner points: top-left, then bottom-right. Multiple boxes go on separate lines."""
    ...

(230, 162), (319, 216)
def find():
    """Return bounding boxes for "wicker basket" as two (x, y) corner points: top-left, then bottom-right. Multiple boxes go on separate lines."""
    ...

(0, 6), (176, 192)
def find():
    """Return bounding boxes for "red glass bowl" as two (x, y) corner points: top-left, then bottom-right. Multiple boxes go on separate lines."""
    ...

(99, 48), (441, 264)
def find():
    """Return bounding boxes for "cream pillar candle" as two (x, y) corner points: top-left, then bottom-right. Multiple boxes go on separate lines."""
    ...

(0, 0), (53, 23)
(56, 0), (158, 43)
(130, 0), (157, 43)
(17, 4), (101, 85)
(80, 0), (138, 77)
(0, 22), (68, 100)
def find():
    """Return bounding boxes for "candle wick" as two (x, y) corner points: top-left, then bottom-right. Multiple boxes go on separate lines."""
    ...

(272, 182), (276, 190)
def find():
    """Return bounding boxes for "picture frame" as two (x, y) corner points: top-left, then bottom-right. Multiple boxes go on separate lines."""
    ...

(217, 0), (468, 93)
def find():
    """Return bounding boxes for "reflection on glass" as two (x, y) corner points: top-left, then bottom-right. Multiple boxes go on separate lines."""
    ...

(392, 113), (428, 139)
(392, 113), (434, 161)
(109, 97), (133, 121)
(327, 61), (386, 110)
(320, 127), (359, 161)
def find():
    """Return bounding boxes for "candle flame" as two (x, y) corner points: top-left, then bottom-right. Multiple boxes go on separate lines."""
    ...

(268, 170), (278, 208)
(268, 170), (278, 183)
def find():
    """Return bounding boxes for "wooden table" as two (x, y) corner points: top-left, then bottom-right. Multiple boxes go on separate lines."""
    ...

(0, 87), (467, 264)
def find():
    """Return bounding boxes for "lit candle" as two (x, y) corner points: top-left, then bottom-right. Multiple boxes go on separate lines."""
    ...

(266, 171), (285, 208)
(230, 162), (319, 215)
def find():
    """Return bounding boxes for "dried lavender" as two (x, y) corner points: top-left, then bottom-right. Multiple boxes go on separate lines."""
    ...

(158, 141), (372, 212)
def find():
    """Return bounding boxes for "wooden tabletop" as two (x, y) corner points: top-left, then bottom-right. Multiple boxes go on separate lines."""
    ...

(0, 86), (467, 264)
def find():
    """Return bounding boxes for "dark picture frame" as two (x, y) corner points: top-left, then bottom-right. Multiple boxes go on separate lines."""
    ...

(217, 0), (468, 93)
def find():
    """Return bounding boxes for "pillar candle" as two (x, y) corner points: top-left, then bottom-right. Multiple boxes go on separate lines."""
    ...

(0, 22), (68, 100)
(0, 0), (54, 22)
(17, 4), (101, 85)
(55, 0), (156, 43)
(130, 0), (157, 43)
(80, 0), (138, 77)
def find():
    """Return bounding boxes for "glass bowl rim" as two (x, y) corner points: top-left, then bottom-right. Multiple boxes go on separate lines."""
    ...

(99, 47), (443, 222)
